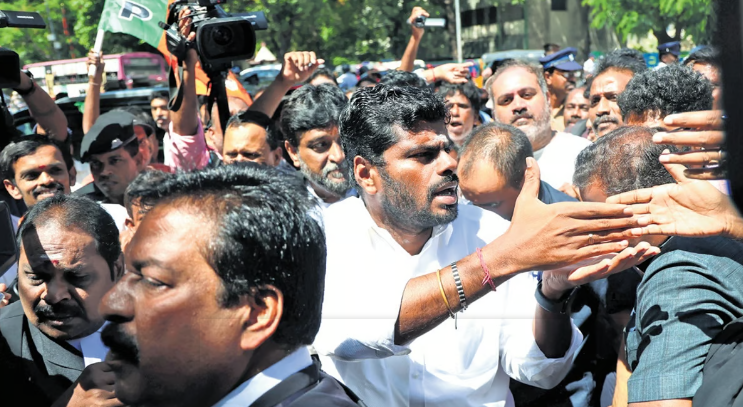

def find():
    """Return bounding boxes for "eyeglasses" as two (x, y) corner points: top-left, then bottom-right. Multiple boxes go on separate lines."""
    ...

(555, 69), (580, 80)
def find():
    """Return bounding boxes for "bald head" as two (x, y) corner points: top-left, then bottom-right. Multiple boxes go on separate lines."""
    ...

(458, 122), (533, 220)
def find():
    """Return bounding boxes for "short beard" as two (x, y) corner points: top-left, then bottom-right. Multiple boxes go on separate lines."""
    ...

(379, 169), (458, 232)
(298, 158), (354, 198)
(521, 102), (554, 151)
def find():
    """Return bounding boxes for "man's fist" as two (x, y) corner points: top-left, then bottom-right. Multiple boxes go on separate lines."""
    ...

(54, 362), (124, 407)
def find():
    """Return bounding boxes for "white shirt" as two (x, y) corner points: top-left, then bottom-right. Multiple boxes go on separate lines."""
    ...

(212, 348), (313, 407)
(67, 324), (108, 367)
(534, 132), (591, 190)
(314, 198), (582, 407)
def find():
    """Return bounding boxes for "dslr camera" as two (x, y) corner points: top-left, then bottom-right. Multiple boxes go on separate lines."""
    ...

(0, 10), (46, 88)
(162, 0), (268, 75)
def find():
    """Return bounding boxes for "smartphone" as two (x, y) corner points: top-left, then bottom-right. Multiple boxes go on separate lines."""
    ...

(0, 202), (18, 277)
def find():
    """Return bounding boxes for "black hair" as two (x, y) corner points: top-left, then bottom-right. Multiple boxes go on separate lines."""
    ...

(135, 164), (325, 348)
(149, 90), (170, 103)
(460, 122), (532, 188)
(544, 43), (560, 54)
(684, 46), (719, 67)
(279, 84), (347, 147)
(307, 68), (337, 86)
(594, 49), (647, 78)
(573, 126), (678, 196)
(226, 110), (281, 150)
(17, 194), (121, 280)
(1, 135), (74, 182)
(618, 64), (713, 121)
(379, 70), (427, 88)
(124, 169), (173, 218)
(437, 81), (482, 113)
(339, 84), (448, 171)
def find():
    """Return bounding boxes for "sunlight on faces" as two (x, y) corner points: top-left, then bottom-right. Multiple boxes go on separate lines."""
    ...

(102, 205), (257, 407)
(375, 121), (459, 231)
(444, 92), (476, 146)
(4, 145), (70, 207)
(589, 69), (633, 138)
(691, 62), (722, 110)
(489, 67), (552, 149)
(18, 223), (115, 340)
(90, 148), (142, 204)
(223, 124), (281, 167)
(286, 126), (353, 198)
(134, 126), (152, 166)
(458, 159), (520, 221)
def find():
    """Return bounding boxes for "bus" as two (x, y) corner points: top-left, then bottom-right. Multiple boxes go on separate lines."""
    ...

(23, 52), (167, 98)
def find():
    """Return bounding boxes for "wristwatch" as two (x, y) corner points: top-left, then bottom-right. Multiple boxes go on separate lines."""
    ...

(14, 69), (36, 96)
(535, 281), (579, 314)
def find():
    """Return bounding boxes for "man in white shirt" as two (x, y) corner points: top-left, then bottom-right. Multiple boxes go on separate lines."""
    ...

(98, 165), (359, 407)
(314, 85), (655, 407)
(0, 195), (125, 406)
(280, 84), (355, 209)
(486, 60), (590, 190)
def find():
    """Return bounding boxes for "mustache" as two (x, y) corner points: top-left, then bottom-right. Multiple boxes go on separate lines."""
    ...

(32, 182), (64, 198)
(427, 173), (459, 200)
(511, 111), (534, 124)
(101, 323), (140, 364)
(322, 161), (349, 178)
(593, 115), (619, 127)
(35, 301), (83, 320)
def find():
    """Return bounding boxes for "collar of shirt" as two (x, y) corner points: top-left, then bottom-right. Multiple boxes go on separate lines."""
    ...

(66, 323), (108, 367)
(211, 347), (313, 407)
(306, 182), (356, 210)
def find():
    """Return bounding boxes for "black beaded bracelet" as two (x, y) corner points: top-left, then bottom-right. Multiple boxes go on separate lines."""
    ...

(451, 261), (467, 311)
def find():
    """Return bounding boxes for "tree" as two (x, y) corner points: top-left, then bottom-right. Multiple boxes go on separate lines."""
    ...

(583, 0), (715, 45)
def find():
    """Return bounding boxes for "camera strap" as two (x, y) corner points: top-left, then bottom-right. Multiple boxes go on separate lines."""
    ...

(167, 63), (186, 112)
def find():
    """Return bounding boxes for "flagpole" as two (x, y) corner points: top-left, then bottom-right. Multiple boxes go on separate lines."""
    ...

(88, 29), (105, 78)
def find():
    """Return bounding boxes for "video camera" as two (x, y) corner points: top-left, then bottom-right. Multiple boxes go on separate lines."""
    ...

(161, 0), (268, 75)
(0, 11), (46, 88)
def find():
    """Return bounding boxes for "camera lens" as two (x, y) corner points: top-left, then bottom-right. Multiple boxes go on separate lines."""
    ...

(212, 26), (234, 46)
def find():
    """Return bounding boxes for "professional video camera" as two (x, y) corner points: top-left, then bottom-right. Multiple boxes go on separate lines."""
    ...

(159, 0), (267, 132)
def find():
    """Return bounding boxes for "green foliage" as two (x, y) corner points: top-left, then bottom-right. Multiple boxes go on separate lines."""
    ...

(583, 0), (714, 44)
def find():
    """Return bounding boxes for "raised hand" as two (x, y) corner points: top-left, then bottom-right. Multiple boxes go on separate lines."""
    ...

(0, 283), (10, 308)
(607, 161), (743, 239)
(408, 6), (430, 41)
(433, 63), (473, 84)
(177, 7), (198, 66)
(280, 51), (325, 85)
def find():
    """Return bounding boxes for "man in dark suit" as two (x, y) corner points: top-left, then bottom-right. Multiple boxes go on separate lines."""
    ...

(0, 194), (124, 406)
(99, 164), (361, 407)
(458, 121), (577, 222)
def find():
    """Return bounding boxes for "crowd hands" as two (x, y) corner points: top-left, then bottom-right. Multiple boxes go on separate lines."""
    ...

(0, 4), (741, 407)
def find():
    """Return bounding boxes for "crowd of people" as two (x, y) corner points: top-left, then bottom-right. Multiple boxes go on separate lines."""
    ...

(0, 5), (741, 407)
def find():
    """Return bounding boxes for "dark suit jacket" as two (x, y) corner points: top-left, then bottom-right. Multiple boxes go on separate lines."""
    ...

(0, 302), (84, 406)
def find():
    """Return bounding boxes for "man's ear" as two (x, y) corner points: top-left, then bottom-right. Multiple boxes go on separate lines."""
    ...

(543, 70), (553, 86)
(284, 141), (300, 168)
(239, 285), (283, 351)
(68, 166), (77, 187)
(3, 179), (22, 200)
(354, 156), (379, 196)
(113, 253), (126, 281)
(271, 147), (284, 168)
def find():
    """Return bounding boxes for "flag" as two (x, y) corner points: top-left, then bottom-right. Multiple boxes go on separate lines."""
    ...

(97, 0), (252, 105)
(98, 0), (168, 48)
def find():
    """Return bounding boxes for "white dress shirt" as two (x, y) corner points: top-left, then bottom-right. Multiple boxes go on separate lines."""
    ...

(67, 324), (108, 367)
(211, 347), (313, 407)
(534, 132), (591, 190)
(314, 198), (582, 407)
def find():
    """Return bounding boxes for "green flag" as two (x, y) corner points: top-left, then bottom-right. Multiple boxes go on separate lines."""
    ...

(98, 0), (168, 48)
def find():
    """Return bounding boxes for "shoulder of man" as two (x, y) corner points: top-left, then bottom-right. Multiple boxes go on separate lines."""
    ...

(72, 182), (107, 202)
(285, 372), (365, 407)
(553, 131), (592, 149)
(539, 181), (577, 204)
(0, 302), (26, 356)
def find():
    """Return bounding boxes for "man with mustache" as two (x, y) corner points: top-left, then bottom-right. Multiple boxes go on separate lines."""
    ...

(539, 47), (582, 132)
(588, 51), (647, 138)
(486, 60), (591, 190)
(563, 86), (589, 131)
(280, 84), (355, 208)
(0, 195), (125, 406)
(437, 81), (482, 148)
(313, 85), (656, 406)
(99, 165), (360, 407)
(75, 111), (147, 207)
(221, 111), (284, 167)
